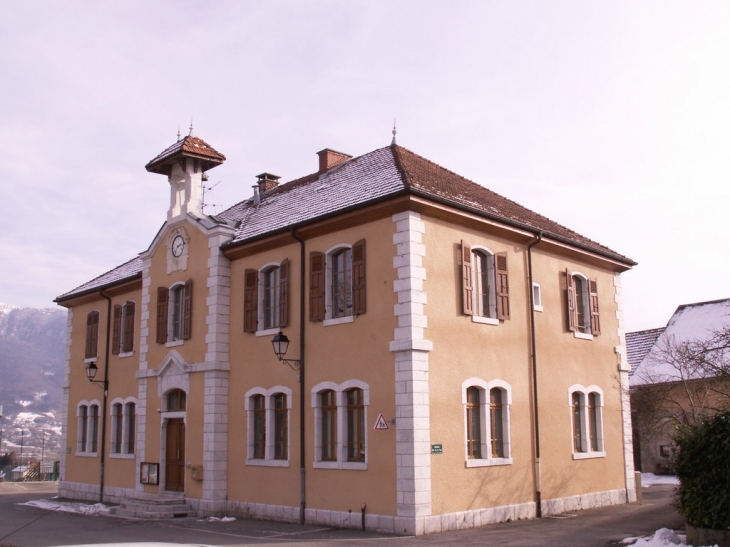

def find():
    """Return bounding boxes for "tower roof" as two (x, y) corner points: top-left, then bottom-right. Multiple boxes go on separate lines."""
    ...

(145, 135), (226, 176)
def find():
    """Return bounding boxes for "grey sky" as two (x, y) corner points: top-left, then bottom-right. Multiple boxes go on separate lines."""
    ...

(1, 1), (728, 332)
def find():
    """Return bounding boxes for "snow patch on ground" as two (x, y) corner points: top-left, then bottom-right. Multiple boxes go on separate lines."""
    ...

(642, 473), (680, 487)
(623, 528), (719, 547)
(21, 499), (110, 516)
(199, 516), (237, 522)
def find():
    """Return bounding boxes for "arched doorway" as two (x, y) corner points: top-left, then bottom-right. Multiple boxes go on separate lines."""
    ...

(165, 389), (186, 492)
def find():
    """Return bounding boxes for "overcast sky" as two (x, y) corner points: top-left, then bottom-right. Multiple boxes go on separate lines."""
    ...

(1, 1), (728, 332)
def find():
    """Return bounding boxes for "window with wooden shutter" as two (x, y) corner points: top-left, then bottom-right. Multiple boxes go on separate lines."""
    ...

(589, 279), (600, 336)
(352, 239), (366, 315)
(85, 311), (99, 359)
(112, 304), (122, 355)
(461, 241), (473, 316)
(182, 279), (192, 340)
(310, 252), (325, 322)
(244, 269), (258, 333)
(566, 269), (576, 332)
(279, 259), (289, 327)
(156, 287), (168, 344)
(123, 301), (135, 353)
(496, 253), (510, 320)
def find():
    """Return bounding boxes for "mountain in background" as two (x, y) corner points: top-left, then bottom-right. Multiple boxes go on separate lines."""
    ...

(0, 303), (66, 462)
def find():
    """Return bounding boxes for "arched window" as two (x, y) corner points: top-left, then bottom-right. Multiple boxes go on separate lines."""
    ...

(320, 390), (337, 461)
(252, 394), (265, 459)
(112, 301), (136, 355)
(462, 379), (512, 466)
(466, 387), (482, 459)
(156, 281), (192, 344)
(263, 266), (281, 329)
(473, 250), (496, 319)
(309, 241), (366, 323)
(566, 271), (600, 337)
(331, 248), (352, 318)
(568, 385), (604, 458)
(244, 386), (292, 465)
(346, 388), (365, 462)
(167, 389), (186, 412)
(273, 393), (288, 460)
(460, 242), (509, 322)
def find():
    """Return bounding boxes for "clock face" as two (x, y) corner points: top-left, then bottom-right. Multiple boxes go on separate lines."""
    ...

(171, 235), (185, 257)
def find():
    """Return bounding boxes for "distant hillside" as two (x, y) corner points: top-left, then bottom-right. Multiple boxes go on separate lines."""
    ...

(0, 304), (66, 461)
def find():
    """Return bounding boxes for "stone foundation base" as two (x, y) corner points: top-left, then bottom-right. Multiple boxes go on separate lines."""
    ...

(58, 482), (635, 536)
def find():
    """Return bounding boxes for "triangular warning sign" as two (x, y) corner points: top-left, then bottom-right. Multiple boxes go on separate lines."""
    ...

(374, 413), (389, 430)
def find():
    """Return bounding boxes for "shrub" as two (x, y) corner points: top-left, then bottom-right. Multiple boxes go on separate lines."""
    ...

(673, 409), (730, 529)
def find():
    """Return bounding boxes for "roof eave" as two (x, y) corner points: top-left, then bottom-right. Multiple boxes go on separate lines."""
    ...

(54, 272), (143, 306)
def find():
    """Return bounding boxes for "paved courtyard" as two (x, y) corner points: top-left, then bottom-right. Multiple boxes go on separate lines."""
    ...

(0, 482), (683, 547)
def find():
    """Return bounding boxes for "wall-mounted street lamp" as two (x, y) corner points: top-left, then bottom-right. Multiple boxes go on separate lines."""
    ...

(271, 331), (301, 371)
(85, 361), (108, 389)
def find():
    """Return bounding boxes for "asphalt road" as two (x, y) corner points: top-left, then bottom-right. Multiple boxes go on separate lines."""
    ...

(0, 482), (684, 547)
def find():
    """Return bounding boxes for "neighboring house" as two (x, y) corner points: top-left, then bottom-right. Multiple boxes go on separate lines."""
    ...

(55, 131), (637, 535)
(629, 298), (730, 474)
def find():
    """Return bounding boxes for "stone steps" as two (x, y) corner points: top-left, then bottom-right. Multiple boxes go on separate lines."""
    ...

(109, 494), (196, 519)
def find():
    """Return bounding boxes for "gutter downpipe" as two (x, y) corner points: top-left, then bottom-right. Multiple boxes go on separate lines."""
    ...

(527, 232), (543, 518)
(290, 227), (306, 525)
(98, 289), (112, 504)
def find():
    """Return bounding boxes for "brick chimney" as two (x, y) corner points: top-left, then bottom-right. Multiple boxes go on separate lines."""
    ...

(317, 148), (352, 174)
(256, 172), (281, 193)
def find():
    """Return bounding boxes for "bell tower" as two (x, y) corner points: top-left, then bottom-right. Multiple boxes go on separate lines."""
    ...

(145, 130), (226, 222)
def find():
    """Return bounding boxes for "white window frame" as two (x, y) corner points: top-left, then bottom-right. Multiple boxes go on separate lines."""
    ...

(570, 272), (593, 339)
(166, 282), (186, 346)
(255, 262), (282, 337)
(76, 400), (100, 457)
(568, 384), (605, 459)
(532, 282), (543, 312)
(110, 397), (137, 458)
(245, 386), (292, 467)
(323, 244), (355, 326)
(462, 378), (513, 467)
(470, 246), (498, 324)
(311, 379), (369, 470)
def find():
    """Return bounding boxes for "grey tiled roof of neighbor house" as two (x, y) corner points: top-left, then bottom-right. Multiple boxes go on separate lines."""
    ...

(57, 142), (635, 302)
(626, 328), (665, 376)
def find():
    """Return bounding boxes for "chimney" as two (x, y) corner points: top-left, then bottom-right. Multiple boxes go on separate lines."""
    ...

(252, 185), (260, 205)
(317, 148), (352, 174)
(255, 172), (281, 194)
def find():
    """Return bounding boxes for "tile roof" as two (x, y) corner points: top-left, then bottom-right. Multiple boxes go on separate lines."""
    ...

(58, 141), (635, 301)
(222, 144), (635, 265)
(145, 135), (226, 174)
(55, 257), (143, 302)
(626, 328), (665, 376)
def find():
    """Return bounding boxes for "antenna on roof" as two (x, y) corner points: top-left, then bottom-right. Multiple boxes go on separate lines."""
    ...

(391, 120), (397, 145)
(202, 178), (223, 215)
(177, 124), (181, 142)
(189, 118), (194, 137)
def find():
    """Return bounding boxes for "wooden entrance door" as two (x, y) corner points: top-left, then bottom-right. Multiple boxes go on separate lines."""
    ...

(165, 418), (185, 492)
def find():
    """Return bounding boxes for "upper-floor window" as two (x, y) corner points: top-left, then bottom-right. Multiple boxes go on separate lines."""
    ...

(244, 386), (292, 466)
(167, 389), (187, 412)
(566, 271), (600, 338)
(309, 240), (366, 325)
(112, 301), (135, 355)
(77, 401), (100, 455)
(111, 399), (136, 456)
(243, 260), (289, 333)
(460, 241), (509, 324)
(569, 385), (605, 459)
(85, 311), (99, 359)
(312, 380), (369, 469)
(462, 378), (512, 467)
(156, 281), (192, 344)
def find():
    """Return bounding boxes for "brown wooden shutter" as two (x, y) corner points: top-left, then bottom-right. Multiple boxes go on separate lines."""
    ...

(310, 251), (326, 322)
(566, 269), (576, 332)
(85, 311), (99, 359)
(589, 278), (600, 336)
(280, 259), (289, 327)
(123, 301), (135, 353)
(112, 304), (122, 355)
(352, 239), (367, 315)
(496, 253), (510, 320)
(461, 241), (473, 315)
(156, 287), (168, 344)
(244, 269), (258, 333)
(182, 279), (193, 340)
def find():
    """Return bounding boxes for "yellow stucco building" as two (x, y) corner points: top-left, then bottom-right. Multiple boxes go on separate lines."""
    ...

(55, 132), (637, 534)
